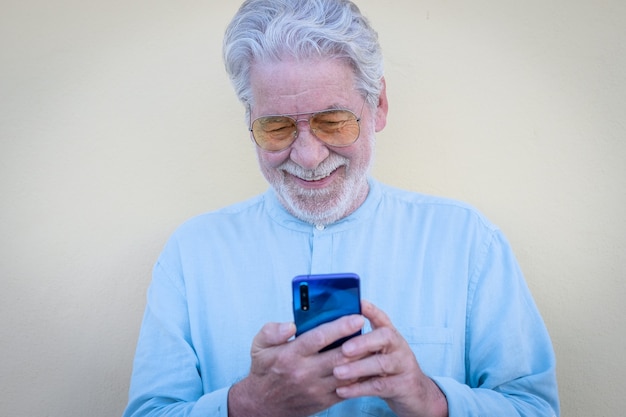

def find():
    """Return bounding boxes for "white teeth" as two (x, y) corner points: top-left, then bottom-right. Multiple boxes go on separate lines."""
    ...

(306, 171), (332, 181)
(284, 166), (338, 181)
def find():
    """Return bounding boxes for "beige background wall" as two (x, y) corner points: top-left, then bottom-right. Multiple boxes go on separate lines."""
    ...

(1, 0), (624, 416)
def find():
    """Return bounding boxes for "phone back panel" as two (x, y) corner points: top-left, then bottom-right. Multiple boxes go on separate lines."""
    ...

(292, 273), (361, 338)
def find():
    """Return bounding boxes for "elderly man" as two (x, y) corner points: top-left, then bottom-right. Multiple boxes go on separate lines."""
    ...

(123, 1), (560, 416)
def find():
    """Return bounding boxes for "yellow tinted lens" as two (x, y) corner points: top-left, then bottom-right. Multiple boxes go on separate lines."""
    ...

(310, 110), (360, 146)
(252, 116), (297, 150)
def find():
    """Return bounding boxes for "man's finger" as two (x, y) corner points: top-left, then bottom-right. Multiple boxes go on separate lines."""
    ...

(361, 299), (393, 329)
(252, 322), (296, 352)
(294, 314), (365, 355)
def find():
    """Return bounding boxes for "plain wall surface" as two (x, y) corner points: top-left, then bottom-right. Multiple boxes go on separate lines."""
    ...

(1, 1), (624, 416)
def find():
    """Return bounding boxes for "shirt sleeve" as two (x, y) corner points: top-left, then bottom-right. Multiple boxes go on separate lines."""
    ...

(432, 229), (560, 417)
(122, 254), (231, 417)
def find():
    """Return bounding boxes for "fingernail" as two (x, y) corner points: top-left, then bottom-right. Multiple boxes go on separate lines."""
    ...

(351, 315), (365, 328)
(342, 340), (356, 355)
(279, 322), (295, 334)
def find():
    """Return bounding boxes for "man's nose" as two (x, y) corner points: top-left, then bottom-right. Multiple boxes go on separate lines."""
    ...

(289, 120), (330, 170)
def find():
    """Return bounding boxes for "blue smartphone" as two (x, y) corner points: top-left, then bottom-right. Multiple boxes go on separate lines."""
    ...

(292, 272), (362, 352)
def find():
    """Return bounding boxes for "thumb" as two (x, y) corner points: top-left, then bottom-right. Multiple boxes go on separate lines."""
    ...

(252, 322), (296, 353)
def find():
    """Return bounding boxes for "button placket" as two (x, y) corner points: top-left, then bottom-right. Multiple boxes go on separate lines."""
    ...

(310, 226), (333, 274)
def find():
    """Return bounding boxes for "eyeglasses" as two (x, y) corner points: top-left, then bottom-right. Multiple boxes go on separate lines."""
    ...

(249, 98), (367, 152)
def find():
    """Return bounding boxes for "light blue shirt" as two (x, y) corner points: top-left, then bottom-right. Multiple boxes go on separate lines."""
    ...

(123, 179), (559, 417)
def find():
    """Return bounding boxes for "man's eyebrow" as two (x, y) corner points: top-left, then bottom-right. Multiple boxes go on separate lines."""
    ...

(276, 103), (354, 117)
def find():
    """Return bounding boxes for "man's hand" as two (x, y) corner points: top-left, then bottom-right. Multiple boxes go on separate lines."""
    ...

(333, 300), (449, 417)
(228, 314), (365, 417)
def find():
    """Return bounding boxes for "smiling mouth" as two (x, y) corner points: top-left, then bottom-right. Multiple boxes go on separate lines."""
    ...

(301, 164), (348, 183)
(279, 158), (347, 185)
(301, 169), (336, 182)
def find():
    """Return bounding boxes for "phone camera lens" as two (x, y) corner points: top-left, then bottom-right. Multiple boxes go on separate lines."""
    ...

(299, 283), (310, 311)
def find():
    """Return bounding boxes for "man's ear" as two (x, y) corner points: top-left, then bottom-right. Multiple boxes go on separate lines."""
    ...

(374, 77), (389, 133)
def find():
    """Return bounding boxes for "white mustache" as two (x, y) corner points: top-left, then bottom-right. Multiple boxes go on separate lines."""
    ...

(279, 156), (348, 181)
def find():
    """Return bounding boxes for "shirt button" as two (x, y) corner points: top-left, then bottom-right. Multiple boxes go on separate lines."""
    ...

(315, 224), (325, 231)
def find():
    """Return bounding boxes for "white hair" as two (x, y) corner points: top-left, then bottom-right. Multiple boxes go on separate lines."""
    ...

(223, 0), (384, 116)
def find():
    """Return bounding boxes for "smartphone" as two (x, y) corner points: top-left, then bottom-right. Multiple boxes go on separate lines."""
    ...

(292, 272), (362, 352)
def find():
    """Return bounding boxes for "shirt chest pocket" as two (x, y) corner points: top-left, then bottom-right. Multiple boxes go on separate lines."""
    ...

(356, 327), (456, 417)
(397, 326), (455, 377)
(343, 326), (456, 417)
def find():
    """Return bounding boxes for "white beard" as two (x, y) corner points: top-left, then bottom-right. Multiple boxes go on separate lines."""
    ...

(269, 152), (372, 226)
